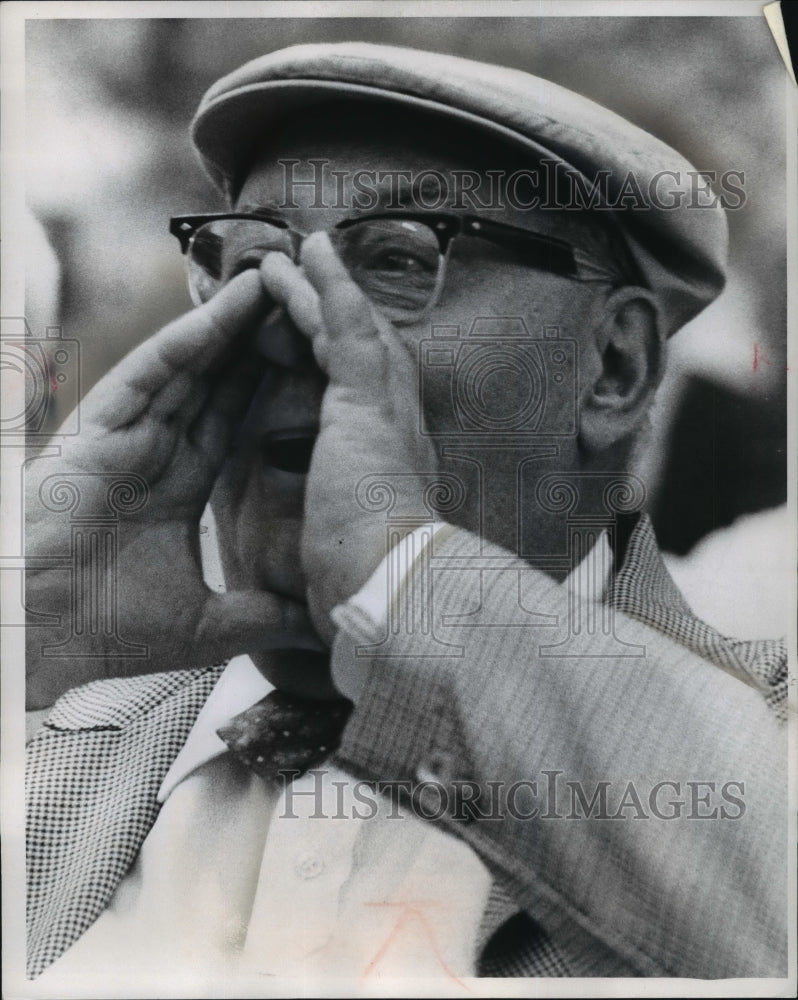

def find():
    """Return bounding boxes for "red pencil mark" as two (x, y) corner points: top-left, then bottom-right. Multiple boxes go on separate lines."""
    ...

(753, 342), (790, 372)
(50, 374), (59, 393)
(362, 899), (470, 991)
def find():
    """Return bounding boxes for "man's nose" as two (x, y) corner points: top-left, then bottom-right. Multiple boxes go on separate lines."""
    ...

(254, 304), (317, 369)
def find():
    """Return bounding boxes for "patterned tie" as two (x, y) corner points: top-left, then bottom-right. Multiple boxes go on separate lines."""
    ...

(217, 690), (353, 784)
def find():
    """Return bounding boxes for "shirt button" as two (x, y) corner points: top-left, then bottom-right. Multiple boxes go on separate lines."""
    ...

(294, 852), (325, 880)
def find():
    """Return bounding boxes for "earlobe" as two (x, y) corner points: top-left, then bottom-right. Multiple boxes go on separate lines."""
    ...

(579, 287), (665, 455)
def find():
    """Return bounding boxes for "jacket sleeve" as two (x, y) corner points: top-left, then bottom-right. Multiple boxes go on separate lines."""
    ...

(330, 526), (788, 978)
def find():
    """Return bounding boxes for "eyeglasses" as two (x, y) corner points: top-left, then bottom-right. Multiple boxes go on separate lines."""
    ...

(169, 211), (621, 326)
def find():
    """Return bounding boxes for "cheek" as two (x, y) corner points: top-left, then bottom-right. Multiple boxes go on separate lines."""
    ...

(438, 261), (593, 335)
(410, 273), (592, 544)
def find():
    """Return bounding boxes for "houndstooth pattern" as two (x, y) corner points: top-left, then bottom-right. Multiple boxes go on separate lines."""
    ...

(26, 665), (224, 979)
(479, 913), (571, 977)
(26, 515), (789, 979)
(726, 639), (788, 719)
(475, 880), (571, 976)
(612, 516), (788, 721)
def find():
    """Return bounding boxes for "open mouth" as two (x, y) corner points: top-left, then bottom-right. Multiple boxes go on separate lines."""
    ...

(262, 428), (318, 474)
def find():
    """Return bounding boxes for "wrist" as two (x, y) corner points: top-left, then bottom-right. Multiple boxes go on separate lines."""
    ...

(329, 521), (451, 701)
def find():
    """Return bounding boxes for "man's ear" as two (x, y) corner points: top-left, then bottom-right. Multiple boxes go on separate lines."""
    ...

(579, 286), (665, 455)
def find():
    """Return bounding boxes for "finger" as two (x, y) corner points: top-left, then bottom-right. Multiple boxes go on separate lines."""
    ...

(299, 233), (387, 392)
(259, 252), (326, 345)
(90, 269), (267, 430)
(196, 590), (327, 663)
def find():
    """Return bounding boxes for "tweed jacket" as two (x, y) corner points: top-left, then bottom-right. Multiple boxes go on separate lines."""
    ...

(26, 516), (788, 981)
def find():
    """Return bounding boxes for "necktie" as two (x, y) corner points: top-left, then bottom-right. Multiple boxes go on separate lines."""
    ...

(217, 690), (352, 784)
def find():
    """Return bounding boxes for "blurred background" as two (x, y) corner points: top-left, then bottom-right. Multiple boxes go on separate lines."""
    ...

(24, 15), (790, 630)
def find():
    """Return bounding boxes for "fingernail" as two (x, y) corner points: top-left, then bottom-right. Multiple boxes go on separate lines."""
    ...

(302, 231), (331, 256)
(260, 250), (292, 271)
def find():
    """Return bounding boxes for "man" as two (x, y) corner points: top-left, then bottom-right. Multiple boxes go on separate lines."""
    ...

(25, 43), (787, 987)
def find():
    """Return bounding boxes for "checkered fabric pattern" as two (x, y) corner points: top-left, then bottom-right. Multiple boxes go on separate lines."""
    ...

(479, 913), (572, 977)
(473, 515), (788, 977)
(475, 880), (571, 976)
(611, 516), (788, 721)
(25, 515), (788, 979)
(26, 666), (224, 979)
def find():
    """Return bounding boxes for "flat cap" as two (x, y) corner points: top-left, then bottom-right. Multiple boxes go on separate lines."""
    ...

(192, 42), (728, 335)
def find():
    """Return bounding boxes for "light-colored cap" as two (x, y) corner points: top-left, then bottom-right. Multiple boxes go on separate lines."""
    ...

(192, 42), (728, 334)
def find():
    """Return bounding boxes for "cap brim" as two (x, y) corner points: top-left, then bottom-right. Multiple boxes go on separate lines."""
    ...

(192, 78), (586, 199)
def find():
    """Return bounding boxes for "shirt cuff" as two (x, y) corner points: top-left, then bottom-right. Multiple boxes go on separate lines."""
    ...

(330, 521), (451, 701)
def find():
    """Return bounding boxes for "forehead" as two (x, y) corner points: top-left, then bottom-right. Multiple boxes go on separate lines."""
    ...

(230, 102), (609, 357)
(233, 101), (625, 266)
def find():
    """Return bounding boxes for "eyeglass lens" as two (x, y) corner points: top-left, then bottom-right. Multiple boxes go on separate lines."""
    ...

(186, 217), (443, 321)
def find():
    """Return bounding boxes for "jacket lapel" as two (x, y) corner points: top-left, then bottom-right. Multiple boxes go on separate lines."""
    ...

(26, 665), (224, 979)
(612, 515), (787, 718)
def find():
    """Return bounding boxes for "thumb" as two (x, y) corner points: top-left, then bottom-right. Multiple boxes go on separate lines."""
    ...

(195, 590), (326, 662)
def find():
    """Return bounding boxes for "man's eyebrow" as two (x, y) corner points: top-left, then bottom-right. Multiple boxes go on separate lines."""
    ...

(349, 173), (459, 214)
(238, 173), (460, 217)
(409, 173), (450, 208)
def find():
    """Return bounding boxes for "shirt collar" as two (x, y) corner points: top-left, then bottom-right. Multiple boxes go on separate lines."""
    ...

(157, 654), (272, 803)
(564, 528), (613, 600)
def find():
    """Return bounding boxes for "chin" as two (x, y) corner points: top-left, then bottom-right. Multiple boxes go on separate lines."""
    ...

(248, 647), (341, 702)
